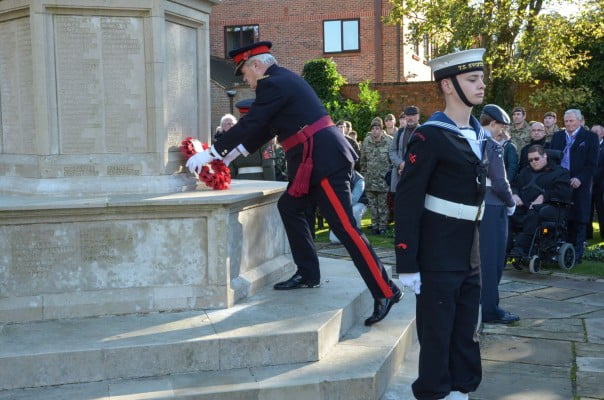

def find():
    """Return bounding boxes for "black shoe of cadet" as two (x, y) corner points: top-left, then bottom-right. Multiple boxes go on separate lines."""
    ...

(364, 284), (402, 326)
(273, 273), (321, 290)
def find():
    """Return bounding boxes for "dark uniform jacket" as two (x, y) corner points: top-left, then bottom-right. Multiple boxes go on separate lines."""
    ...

(550, 127), (599, 222)
(484, 136), (515, 207)
(213, 64), (356, 184)
(395, 112), (486, 274)
(502, 139), (519, 183)
(511, 161), (571, 206)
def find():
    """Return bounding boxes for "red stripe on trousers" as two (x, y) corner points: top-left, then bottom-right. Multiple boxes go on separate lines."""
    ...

(320, 178), (394, 298)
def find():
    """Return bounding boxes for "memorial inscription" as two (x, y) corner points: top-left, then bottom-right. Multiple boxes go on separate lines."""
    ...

(165, 21), (198, 148)
(0, 17), (34, 154)
(54, 15), (147, 155)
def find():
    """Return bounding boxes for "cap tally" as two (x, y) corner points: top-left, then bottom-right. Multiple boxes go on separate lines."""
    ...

(429, 48), (485, 80)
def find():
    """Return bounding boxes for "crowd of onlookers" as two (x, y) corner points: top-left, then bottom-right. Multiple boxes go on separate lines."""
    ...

(216, 103), (604, 262)
(344, 106), (603, 263)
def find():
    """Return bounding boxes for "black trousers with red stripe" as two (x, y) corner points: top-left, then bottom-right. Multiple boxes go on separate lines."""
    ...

(277, 167), (395, 299)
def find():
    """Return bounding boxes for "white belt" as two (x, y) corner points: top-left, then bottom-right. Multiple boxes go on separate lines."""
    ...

(424, 194), (484, 221)
(485, 177), (492, 187)
(238, 166), (263, 174)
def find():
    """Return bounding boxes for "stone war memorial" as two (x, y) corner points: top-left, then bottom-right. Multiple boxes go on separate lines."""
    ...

(0, 0), (293, 324)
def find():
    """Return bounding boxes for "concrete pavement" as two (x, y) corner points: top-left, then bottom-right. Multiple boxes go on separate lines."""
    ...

(316, 242), (604, 400)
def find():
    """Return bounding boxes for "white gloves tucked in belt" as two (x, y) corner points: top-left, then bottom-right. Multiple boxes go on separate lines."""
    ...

(398, 272), (421, 294)
(507, 204), (516, 216)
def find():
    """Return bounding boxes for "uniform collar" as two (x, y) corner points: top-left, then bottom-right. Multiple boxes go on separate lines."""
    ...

(422, 111), (486, 142)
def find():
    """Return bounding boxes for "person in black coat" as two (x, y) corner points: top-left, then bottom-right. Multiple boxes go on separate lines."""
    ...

(509, 145), (572, 256)
(518, 121), (551, 173)
(395, 48), (487, 400)
(185, 41), (400, 326)
(587, 124), (604, 240)
(549, 110), (599, 263)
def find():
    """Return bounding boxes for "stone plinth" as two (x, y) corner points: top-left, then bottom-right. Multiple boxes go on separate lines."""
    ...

(0, 0), (219, 196)
(0, 181), (293, 323)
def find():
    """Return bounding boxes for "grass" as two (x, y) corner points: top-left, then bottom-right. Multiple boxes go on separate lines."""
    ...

(314, 218), (604, 279)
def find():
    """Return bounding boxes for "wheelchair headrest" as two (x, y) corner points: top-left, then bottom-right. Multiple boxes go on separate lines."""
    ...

(546, 149), (563, 164)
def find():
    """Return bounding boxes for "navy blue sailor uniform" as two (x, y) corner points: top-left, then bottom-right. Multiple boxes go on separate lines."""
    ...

(213, 63), (397, 301)
(394, 112), (486, 399)
(479, 135), (515, 321)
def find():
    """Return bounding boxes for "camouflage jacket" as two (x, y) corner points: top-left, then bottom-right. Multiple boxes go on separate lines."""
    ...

(360, 132), (392, 192)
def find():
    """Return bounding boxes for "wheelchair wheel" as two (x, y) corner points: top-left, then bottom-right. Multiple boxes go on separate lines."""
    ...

(558, 243), (575, 270)
(529, 255), (541, 274)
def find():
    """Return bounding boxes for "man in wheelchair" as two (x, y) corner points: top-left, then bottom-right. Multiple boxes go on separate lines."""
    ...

(509, 145), (572, 261)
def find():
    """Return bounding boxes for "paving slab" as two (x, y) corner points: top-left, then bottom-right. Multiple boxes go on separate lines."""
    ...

(482, 318), (585, 342)
(499, 295), (600, 319)
(576, 371), (604, 399)
(498, 280), (549, 293)
(525, 286), (592, 300)
(480, 335), (573, 367)
(576, 342), (604, 358)
(577, 357), (604, 373)
(472, 360), (572, 400)
(585, 318), (604, 344)
(567, 293), (604, 307)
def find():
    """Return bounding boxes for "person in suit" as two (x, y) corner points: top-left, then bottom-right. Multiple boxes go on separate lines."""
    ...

(395, 48), (487, 400)
(549, 109), (599, 263)
(185, 41), (400, 326)
(587, 124), (604, 240)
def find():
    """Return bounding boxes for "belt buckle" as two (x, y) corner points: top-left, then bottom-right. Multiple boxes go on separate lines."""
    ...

(475, 203), (483, 221)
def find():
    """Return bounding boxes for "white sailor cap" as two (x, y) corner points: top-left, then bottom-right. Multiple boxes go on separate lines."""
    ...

(429, 48), (485, 80)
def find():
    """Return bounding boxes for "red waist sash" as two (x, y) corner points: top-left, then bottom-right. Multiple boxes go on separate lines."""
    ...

(279, 115), (334, 197)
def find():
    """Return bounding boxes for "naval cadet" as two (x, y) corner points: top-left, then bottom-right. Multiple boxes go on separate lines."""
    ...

(395, 48), (487, 400)
(186, 41), (401, 326)
(478, 104), (519, 324)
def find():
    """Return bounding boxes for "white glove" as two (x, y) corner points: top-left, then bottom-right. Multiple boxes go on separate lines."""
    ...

(398, 272), (421, 295)
(186, 149), (214, 173)
(507, 204), (516, 216)
(222, 148), (242, 166)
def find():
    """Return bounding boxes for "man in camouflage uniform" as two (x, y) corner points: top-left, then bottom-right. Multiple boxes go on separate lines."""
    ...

(360, 119), (392, 234)
(509, 106), (531, 150)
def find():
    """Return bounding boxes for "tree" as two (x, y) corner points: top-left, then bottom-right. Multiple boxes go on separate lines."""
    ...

(386, 0), (604, 110)
(302, 58), (388, 142)
(301, 58), (347, 103)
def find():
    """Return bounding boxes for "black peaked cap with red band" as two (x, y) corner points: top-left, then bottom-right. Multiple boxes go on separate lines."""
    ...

(229, 41), (272, 76)
(235, 98), (255, 115)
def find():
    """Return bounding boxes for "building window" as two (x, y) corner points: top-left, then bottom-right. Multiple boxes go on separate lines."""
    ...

(224, 25), (259, 57)
(423, 34), (430, 59)
(323, 19), (360, 53)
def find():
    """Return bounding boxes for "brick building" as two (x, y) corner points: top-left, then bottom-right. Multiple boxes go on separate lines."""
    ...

(209, 0), (433, 129)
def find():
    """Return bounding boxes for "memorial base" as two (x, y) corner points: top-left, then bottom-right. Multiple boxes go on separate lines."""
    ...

(0, 180), (294, 324)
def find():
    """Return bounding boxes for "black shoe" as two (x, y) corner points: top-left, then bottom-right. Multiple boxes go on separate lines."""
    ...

(379, 229), (387, 235)
(364, 284), (402, 326)
(273, 273), (321, 290)
(484, 310), (519, 324)
(371, 227), (380, 235)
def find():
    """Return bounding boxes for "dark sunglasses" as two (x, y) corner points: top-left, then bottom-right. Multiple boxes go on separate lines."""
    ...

(529, 157), (541, 162)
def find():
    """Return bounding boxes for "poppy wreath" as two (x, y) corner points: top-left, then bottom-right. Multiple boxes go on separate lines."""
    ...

(179, 137), (231, 190)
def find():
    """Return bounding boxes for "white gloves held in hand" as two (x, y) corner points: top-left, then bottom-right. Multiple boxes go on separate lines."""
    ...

(507, 203), (516, 216)
(186, 149), (215, 173)
(398, 272), (421, 295)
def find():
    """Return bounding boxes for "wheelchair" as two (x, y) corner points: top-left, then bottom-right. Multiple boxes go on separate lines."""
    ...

(507, 199), (575, 273)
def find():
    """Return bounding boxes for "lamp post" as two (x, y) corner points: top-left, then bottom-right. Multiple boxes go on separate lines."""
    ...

(226, 89), (237, 114)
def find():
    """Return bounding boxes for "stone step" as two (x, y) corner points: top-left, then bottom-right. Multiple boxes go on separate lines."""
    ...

(0, 258), (374, 391)
(0, 288), (416, 400)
